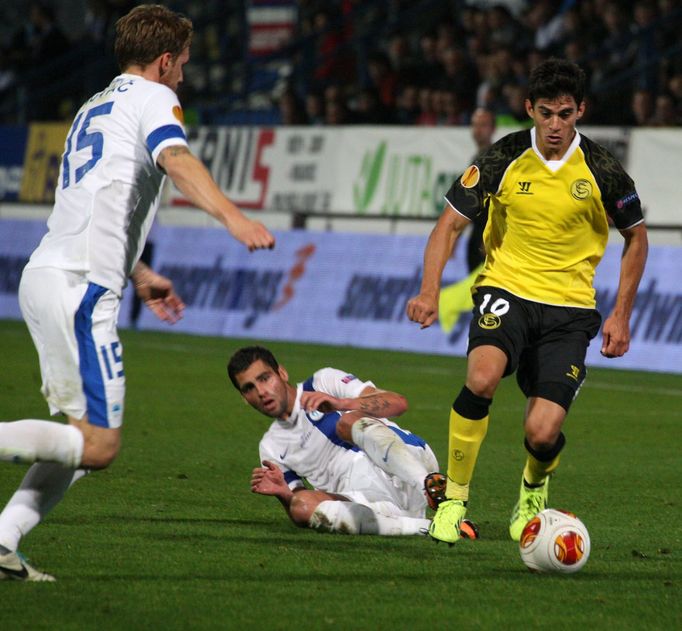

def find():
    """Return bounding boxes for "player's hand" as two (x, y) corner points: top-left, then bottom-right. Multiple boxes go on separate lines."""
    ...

(406, 293), (439, 329)
(230, 216), (276, 252)
(250, 460), (288, 496)
(300, 391), (350, 413)
(134, 269), (185, 324)
(600, 314), (630, 358)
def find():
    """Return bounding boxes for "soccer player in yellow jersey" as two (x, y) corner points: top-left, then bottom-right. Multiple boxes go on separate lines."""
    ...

(407, 58), (648, 544)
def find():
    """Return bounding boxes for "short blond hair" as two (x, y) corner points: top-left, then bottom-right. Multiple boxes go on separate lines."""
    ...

(115, 4), (193, 72)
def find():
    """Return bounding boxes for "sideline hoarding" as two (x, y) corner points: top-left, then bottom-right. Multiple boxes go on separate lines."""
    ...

(1, 218), (681, 375)
(2, 123), (679, 224)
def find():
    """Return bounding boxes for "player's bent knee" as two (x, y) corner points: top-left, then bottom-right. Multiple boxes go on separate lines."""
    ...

(77, 425), (121, 470)
(289, 492), (320, 527)
(335, 411), (364, 442)
(525, 427), (563, 453)
(466, 373), (500, 399)
(525, 434), (557, 453)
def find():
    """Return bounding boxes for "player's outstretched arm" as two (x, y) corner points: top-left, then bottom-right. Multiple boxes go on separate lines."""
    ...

(406, 205), (470, 329)
(131, 260), (185, 324)
(158, 145), (275, 252)
(601, 223), (648, 358)
(300, 386), (408, 418)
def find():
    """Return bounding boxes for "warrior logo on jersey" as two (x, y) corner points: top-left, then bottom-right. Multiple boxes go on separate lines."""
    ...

(460, 165), (480, 188)
(172, 105), (184, 123)
(570, 178), (592, 200)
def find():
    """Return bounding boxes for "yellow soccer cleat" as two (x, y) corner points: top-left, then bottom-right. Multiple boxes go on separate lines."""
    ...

(509, 477), (549, 542)
(428, 499), (467, 545)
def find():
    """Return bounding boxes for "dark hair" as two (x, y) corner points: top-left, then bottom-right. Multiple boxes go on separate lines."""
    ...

(527, 58), (586, 106)
(227, 346), (279, 389)
(115, 4), (193, 72)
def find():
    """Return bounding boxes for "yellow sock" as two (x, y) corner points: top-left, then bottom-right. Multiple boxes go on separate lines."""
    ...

(523, 453), (560, 486)
(445, 409), (488, 501)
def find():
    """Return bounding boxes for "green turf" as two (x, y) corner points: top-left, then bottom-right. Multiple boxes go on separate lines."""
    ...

(1, 319), (680, 629)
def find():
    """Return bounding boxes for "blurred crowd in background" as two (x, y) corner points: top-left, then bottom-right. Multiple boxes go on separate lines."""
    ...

(1, 0), (681, 127)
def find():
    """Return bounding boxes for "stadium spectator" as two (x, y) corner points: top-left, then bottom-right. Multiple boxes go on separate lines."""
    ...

(310, 6), (353, 87)
(7, 1), (72, 120)
(667, 73), (682, 111)
(407, 59), (648, 544)
(486, 4), (527, 51)
(0, 4), (275, 582)
(649, 91), (680, 125)
(324, 95), (352, 124)
(414, 30), (443, 87)
(366, 50), (399, 109)
(386, 30), (415, 81)
(227, 346), (439, 536)
(4, 0), (682, 128)
(630, 88), (656, 125)
(394, 82), (420, 124)
(8, 2), (71, 71)
(438, 45), (479, 111)
(525, 0), (565, 53)
(304, 90), (325, 125)
(415, 86), (438, 125)
(353, 86), (394, 124)
(496, 83), (533, 127)
(440, 89), (468, 126)
(277, 87), (308, 125)
(629, 0), (662, 93)
(593, 2), (633, 79)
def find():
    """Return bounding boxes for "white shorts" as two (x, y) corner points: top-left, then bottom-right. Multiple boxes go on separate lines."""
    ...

(19, 267), (125, 428)
(341, 443), (439, 519)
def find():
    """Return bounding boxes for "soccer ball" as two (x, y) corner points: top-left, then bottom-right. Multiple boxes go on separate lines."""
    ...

(519, 509), (590, 574)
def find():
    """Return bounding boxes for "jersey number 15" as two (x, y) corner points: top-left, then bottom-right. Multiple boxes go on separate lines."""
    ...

(62, 102), (114, 189)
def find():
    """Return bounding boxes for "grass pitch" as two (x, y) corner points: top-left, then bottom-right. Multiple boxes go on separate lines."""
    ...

(1, 319), (680, 629)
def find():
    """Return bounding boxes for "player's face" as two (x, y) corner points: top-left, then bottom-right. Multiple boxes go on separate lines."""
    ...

(471, 110), (495, 148)
(235, 360), (291, 419)
(160, 46), (190, 93)
(526, 95), (585, 160)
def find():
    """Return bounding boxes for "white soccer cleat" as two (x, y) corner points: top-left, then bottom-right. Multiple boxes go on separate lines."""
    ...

(0, 548), (56, 582)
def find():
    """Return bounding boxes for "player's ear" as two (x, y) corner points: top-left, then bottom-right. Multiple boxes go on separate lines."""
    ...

(576, 100), (586, 120)
(278, 366), (289, 382)
(158, 51), (173, 76)
(524, 98), (534, 119)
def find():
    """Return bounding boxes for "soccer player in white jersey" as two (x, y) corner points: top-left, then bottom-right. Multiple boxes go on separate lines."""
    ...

(0, 5), (275, 581)
(228, 346), (443, 536)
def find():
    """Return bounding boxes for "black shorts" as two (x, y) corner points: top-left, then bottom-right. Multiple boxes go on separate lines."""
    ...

(468, 286), (602, 410)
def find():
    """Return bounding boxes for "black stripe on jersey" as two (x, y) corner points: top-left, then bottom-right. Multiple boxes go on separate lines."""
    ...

(580, 134), (644, 230)
(445, 130), (532, 220)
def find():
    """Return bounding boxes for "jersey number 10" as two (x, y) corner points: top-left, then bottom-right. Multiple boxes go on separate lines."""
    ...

(62, 102), (114, 189)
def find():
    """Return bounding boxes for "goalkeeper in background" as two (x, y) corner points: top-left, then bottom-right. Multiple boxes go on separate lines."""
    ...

(407, 58), (648, 544)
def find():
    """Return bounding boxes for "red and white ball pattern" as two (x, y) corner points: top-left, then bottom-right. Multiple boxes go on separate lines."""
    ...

(519, 509), (590, 573)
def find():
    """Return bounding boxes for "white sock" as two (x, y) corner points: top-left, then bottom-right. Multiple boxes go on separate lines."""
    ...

(350, 417), (429, 487)
(0, 420), (83, 468)
(309, 500), (430, 536)
(0, 463), (89, 551)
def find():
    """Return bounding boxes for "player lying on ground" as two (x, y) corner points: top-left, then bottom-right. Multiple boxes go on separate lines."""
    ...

(228, 346), (448, 535)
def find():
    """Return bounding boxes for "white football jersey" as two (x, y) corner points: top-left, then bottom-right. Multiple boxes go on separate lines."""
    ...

(258, 367), (429, 494)
(26, 74), (188, 295)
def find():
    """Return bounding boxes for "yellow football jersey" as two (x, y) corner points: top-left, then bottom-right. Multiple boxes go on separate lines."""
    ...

(446, 129), (643, 308)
